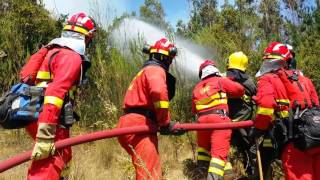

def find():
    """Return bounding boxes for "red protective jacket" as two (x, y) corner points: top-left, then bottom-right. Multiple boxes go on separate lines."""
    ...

(34, 47), (82, 125)
(254, 73), (290, 130)
(277, 69), (319, 109)
(192, 76), (245, 114)
(123, 65), (170, 127)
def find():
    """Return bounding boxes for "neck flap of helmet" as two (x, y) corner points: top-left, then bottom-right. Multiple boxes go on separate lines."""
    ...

(48, 31), (86, 55)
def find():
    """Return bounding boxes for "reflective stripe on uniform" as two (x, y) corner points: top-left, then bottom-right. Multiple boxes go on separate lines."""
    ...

(195, 92), (227, 105)
(257, 106), (274, 116)
(36, 71), (52, 80)
(279, 110), (289, 118)
(44, 96), (64, 108)
(197, 147), (211, 155)
(276, 99), (290, 105)
(154, 101), (169, 109)
(196, 99), (228, 111)
(208, 158), (226, 176)
(36, 81), (48, 88)
(263, 138), (273, 147)
(263, 55), (284, 60)
(210, 158), (225, 167)
(198, 155), (211, 161)
(150, 49), (169, 56)
(63, 25), (89, 36)
(197, 147), (211, 161)
(224, 162), (232, 170)
(208, 167), (224, 176)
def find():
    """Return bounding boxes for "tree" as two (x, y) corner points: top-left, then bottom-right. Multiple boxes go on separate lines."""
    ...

(139, 0), (168, 28)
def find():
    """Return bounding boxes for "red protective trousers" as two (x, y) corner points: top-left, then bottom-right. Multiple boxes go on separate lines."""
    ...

(117, 114), (161, 180)
(26, 122), (72, 180)
(281, 143), (320, 180)
(197, 114), (232, 161)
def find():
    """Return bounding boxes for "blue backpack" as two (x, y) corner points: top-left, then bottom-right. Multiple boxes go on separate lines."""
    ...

(0, 83), (44, 129)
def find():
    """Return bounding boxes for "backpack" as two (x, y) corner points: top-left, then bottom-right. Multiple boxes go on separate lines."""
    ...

(277, 69), (320, 150)
(0, 47), (58, 129)
(0, 83), (44, 129)
(293, 107), (320, 150)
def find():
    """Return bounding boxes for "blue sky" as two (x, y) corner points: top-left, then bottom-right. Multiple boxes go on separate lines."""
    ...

(43, 0), (192, 27)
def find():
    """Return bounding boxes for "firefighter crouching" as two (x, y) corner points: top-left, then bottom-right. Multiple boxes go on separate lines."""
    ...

(192, 59), (245, 180)
(21, 13), (96, 179)
(117, 38), (185, 180)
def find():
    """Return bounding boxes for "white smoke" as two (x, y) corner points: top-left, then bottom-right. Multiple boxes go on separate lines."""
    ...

(110, 18), (213, 77)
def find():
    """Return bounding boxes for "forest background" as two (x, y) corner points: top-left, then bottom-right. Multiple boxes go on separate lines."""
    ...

(0, 0), (319, 179)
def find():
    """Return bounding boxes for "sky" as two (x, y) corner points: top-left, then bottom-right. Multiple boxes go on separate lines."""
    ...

(43, 0), (192, 28)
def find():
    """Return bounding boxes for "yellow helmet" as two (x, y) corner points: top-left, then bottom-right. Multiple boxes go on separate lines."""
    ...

(227, 51), (248, 71)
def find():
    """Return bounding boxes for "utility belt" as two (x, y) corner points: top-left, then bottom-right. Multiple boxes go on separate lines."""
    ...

(197, 109), (228, 117)
(123, 107), (156, 122)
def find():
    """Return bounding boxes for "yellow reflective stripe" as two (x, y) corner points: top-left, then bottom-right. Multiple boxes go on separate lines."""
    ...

(197, 147), (211, 156)
(279, 110), (289, 118)
(196, 99), (228, 111)
(36, 81), (48, 88)
(264, 55), (284, 60)
(263, 139), (273, 147)
(224, 162), (232, 170)
(197, 155), (211, 161)
(128, 70), (144, 90)
(36, 71), (52, 80)
(208, 167), (224, 176)
(63, 25), (89, 36)
(195, 92), (227, 105)
(44, 96), (64, 108)
(210, 158), (226, 166)
(150, 48), (169, 56)
(276, 99), (290, 105)
(257, 106), (274, 116)
(154, 101), (169, 109)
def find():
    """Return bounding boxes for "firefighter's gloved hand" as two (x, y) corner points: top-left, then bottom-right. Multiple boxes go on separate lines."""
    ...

(248, 127), (265, 142)
(31, 123), (56, 160)
(160, 122), (186, 136)
(31, 138), (55, 160)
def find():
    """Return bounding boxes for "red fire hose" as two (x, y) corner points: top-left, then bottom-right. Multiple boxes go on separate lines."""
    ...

(0, 121), (253, 173)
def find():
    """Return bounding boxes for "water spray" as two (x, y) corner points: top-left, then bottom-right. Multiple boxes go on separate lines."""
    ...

(110, 18), (213, 77)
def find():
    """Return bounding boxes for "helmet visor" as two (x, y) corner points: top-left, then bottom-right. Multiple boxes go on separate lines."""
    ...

(201, 65), (221, 79)
(255, 59), (285, 77)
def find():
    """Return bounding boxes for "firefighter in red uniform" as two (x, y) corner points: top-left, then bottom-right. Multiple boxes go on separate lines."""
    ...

(117, 38), (185, 180)
(192, 60), (244, 180)
(250, 42), (320, 180)
(21, 13), (96, 179)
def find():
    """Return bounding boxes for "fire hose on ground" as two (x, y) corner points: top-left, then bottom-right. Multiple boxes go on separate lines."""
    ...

(0, 120), (253, 173)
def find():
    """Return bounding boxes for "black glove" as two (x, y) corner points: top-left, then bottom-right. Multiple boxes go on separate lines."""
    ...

(159, 122), (186, 136)
(248, 127), (265, 142)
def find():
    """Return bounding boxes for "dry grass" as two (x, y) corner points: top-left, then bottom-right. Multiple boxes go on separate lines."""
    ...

(0, 127), (193, 180)
(0, 128), (285, 180)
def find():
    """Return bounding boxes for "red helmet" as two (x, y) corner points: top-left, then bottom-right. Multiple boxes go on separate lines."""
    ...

(256, 42), (292, 77)
(63, 12), (96, 38)
(199, 59), (220, 79)
(263, 42), (292, 61)
(146, 38), (177, 58)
